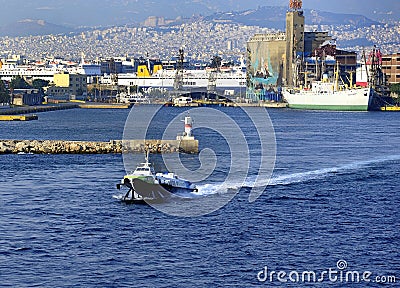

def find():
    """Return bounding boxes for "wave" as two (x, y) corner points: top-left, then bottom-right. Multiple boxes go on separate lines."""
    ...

(192, 154), (400, 196)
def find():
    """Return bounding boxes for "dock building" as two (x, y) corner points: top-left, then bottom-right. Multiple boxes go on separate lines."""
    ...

(44, 72), (87, 100)
(381, 53), (400, 84)
(246, 0), (357, 100)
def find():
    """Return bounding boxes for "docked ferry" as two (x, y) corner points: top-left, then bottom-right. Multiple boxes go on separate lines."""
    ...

(117, 59), (247, 94)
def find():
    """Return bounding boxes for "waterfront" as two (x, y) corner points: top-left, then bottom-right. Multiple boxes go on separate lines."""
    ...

(0, 107), (399, 287)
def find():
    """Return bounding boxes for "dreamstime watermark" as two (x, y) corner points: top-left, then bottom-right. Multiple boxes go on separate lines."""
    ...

(122, 105), (276, 217)
(257, 260), (397, 284)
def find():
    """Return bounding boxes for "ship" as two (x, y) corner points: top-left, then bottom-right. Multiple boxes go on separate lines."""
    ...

(283, 82), (373, 111)
(117, 86), (150, 104)
(115, 151), (197, 204)
(0, 53), (101, 82)
(117, 53), (247, 95)
(118, 67), (246, 91)
(283, 61), (374, 111)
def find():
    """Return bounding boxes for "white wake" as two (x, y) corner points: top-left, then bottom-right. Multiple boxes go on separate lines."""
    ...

(192, 154), (400, 197)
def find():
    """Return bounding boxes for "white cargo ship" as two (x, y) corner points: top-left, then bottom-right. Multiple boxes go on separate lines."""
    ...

(283, 64), (374, 111)
(283, 81), (373, 111)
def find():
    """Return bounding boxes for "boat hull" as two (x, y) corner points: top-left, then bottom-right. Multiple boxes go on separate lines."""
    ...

(287, 104), (368, 111)
(117, 178), (196, 204)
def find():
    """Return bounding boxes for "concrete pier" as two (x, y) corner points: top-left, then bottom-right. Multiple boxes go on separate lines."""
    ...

(0, 103), (79, 115)
(0, 102), (132, 116)
(0, 139), (199, 154)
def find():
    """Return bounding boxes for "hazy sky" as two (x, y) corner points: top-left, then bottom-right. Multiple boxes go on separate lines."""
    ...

(0, 0), (397, 27)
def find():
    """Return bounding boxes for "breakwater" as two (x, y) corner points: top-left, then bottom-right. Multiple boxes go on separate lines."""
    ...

(0, 103), (79, 115)
(0, 139), (198, 154)
(0, 102), (132, 116)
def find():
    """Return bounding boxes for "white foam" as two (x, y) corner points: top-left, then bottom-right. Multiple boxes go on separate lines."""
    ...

(190, 154), (400, 196)
(263, 154), (400, 187)
(112, 194), (125, 200)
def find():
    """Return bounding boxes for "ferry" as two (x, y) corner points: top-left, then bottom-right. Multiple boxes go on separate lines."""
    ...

(0, 55), (101, 82)
(117, 59), (247, 93)
(115, 152), (197, 203)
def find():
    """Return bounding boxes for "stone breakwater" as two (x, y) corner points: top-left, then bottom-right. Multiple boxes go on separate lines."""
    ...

(0, 139), (198, 154)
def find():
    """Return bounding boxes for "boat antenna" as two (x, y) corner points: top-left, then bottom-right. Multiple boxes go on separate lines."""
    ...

(334, 61), (340, 91)
(145, 148), (150, 164)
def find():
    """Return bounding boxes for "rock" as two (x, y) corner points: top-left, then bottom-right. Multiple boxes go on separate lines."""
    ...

(0, 139), (196, 154)
(15, 141), (29, 152)
(69, 143), (82, 153)
(0, 142), (12, 154)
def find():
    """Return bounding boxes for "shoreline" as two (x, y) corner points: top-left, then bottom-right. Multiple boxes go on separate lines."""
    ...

(0, 101), (288, 116)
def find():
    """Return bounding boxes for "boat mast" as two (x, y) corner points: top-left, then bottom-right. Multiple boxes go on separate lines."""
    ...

(362, 48), (370, 87)
(334, 61), (339, 91)
(144, 149), (150, 166)
(315, 50), (319, 81)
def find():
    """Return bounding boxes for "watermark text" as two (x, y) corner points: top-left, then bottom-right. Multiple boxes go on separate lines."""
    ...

(257, 260), (396, 284)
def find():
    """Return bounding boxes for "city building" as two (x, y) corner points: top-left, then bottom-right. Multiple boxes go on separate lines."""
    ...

(45, 72), (87, 100)
(285, 8), (305, 86)
(247, 32), (286, 87)
(11, 89), (42, 106)
(381, 53), (400, 84)
(247, 0), (357, 92)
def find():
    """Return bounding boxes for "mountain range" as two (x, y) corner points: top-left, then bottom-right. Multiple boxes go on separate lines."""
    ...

(0, 5), (383, 37)
(0, 0), (397, 28)
(205, 6), (380, 30)
(0, 19), (72, 37)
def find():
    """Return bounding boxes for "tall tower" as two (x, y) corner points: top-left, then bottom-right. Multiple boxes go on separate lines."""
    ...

(285, 0), (305, 86)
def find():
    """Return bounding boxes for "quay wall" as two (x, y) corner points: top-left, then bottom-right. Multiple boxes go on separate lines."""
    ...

(0, 139), (198, 154)
(0, 102), (132, 116)
(0, 104), (79, 115)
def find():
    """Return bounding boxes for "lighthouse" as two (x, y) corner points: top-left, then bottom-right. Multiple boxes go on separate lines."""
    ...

(177, 113), (195, 140)
(184, 114), (193, 137)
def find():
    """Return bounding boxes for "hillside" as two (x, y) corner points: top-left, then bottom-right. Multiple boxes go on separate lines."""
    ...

(0, 19), (72, 37)
(205, 6), (380, 30)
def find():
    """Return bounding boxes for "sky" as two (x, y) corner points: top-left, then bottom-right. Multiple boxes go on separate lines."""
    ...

(0, 0), (397, 27)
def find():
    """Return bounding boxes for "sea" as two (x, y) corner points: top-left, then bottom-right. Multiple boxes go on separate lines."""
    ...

(0, 106), (399, 287)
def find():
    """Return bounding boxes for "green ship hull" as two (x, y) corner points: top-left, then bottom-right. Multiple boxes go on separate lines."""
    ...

(288, 104), (369, 111)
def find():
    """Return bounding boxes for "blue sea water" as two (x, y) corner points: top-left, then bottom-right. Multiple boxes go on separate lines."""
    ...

(0, 107), (399, 287)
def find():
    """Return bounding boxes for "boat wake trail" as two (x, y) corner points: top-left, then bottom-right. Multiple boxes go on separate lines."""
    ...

(190, 154), (400, 197)
(268, 154), (400, 187)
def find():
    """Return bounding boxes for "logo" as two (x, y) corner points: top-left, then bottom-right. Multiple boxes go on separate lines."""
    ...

(257, 260), (397, 284)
